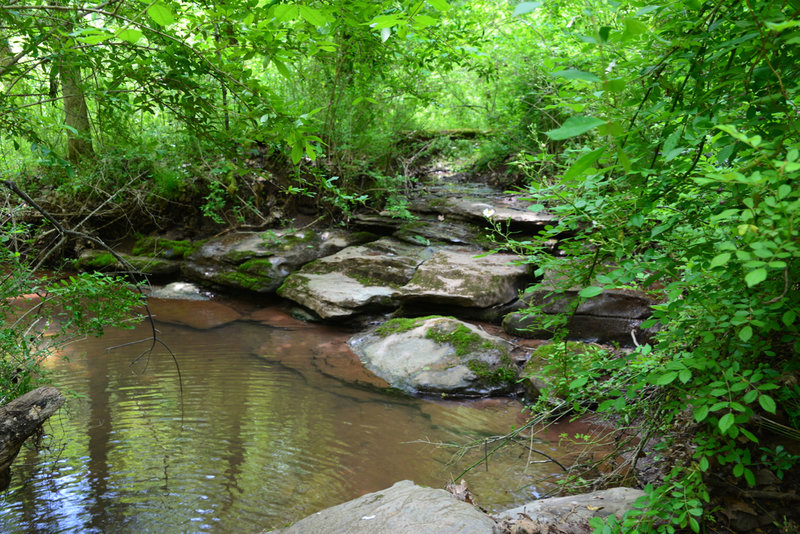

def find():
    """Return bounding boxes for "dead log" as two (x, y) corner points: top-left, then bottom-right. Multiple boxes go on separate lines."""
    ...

(0, 386), (65, 476)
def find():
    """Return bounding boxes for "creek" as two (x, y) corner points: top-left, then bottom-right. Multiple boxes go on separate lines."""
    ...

(0, 296), (584, 533)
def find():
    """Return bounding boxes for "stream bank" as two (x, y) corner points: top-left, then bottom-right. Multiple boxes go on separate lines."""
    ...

(64, 170), (662, 532)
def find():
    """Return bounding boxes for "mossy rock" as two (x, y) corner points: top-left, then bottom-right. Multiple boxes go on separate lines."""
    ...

(131, 237), (201, 260)
(75, 250), (179, 276)
(349, 316), (518, 397)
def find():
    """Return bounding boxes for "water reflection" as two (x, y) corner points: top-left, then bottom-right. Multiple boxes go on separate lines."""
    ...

(0, 302), (569, 533)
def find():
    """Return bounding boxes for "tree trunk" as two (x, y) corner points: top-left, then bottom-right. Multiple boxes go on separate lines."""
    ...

(59, 59), (94, 163)
(0, 386), (65, 489)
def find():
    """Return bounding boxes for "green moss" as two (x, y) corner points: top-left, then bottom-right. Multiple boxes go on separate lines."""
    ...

(213, 270), (265, 291)
(239, 258), (274, 276)
(466, 359), (517, 385)
(277, 274), (308, 296)
(375, 316), (438, 336)
(425, 323), (487, 357)
(81, 252), (117, 269)
(374, 315), (455, 336)
(260, 229), (315, 251)
(131, 237), (200, 259)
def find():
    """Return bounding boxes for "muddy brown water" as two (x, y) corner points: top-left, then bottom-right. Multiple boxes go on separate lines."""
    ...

(0, 297), (589, 533)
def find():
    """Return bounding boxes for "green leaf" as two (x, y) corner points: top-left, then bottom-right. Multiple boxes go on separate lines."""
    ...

(412, 14), (438, 29)
(563, 148), (605, 180)
(271, 58), (291, 78)
(656, 371), (678, 386)
(679, 369), (692, 383)
(623, 18), (648, 36)
(759, 394), (777, 414)
(699, 456), (709, 471)
(694, 404), (709, 422)
(147, 3), (175, 27)
(745, 268), (767, 287)
(273, 4), (297, 22)
(428, 0), (451, 11)
(117, 29), (143, 43)
(545, 117), (606, 140)
(299, 6), (326, 27)
(709, 252), (731, 268)
(718, 412), (735, 434)
(782, 310), (796, 326)
(79, 33), (112, 45)
(569, 375), (589, 389)
(738, 325), (753, 342)
(551, 69), (601, 82)
(578, 286), (603, 298)
(744, 468), (756, 486)
(513, 1), (542, 16)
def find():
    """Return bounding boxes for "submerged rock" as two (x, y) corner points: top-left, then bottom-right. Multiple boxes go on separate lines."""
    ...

(265, 480), (498, 534)
(147, 298), (241, 329)
(348, 316), (517, 396)
(148, 281), (209, 300)
(183, 228), (375, 293)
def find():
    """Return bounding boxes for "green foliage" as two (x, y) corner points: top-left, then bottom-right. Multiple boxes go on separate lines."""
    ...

(494, 0), (800, 531)
(0, 245), (144, 404)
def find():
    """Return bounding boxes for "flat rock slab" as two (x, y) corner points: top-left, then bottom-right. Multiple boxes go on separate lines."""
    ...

(184, 228), (374, 293)
(503, 312), (656, 347)
(348, 316), (516, 396)
(265, 480), (497, 534)
(76, 250), (180, 276)
(278, 272), (398, 320)
(400, 248), (532, 308)
(495, 487), (646, 531)
(277, 237), (432, 319)
(408, 184), (556, 233)
(148, 298), (241, 329)
(526, 288), (657, 319)
(278, 237), (533, 320)
(504, 289), (659, 346)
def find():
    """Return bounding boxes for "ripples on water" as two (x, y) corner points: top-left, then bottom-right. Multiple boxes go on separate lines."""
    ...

(0, 300), (571, 533)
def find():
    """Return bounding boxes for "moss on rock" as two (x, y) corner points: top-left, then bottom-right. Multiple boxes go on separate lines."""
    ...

(132, 237), (200, 259)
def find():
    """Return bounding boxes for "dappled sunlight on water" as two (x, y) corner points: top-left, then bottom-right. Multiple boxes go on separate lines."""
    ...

(0, 300), (581, 533)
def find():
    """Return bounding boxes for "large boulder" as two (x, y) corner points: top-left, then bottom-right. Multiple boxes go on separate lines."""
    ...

(503, 289), (659, 346)
(352, 213), (487, 247)
(75, 249), (180, 277)
(278, 237), (533, 321)
(183, 228), (375, 293)
(277, 237), (432, 319)
(408, 183), (557, 234)
(348, 316), (518, 396)
(399, 248), (533, 308)
(494, 487), (646, 532)
(265, 480), (498, 534)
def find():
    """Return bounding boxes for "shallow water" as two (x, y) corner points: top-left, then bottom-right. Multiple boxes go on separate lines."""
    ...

(0, 298), (575, 533)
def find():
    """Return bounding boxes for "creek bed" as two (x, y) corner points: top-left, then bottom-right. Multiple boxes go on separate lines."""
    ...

(0, 298), (578, 533)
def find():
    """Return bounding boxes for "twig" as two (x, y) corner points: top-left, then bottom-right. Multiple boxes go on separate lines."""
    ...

(1, 180), (184, 405)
